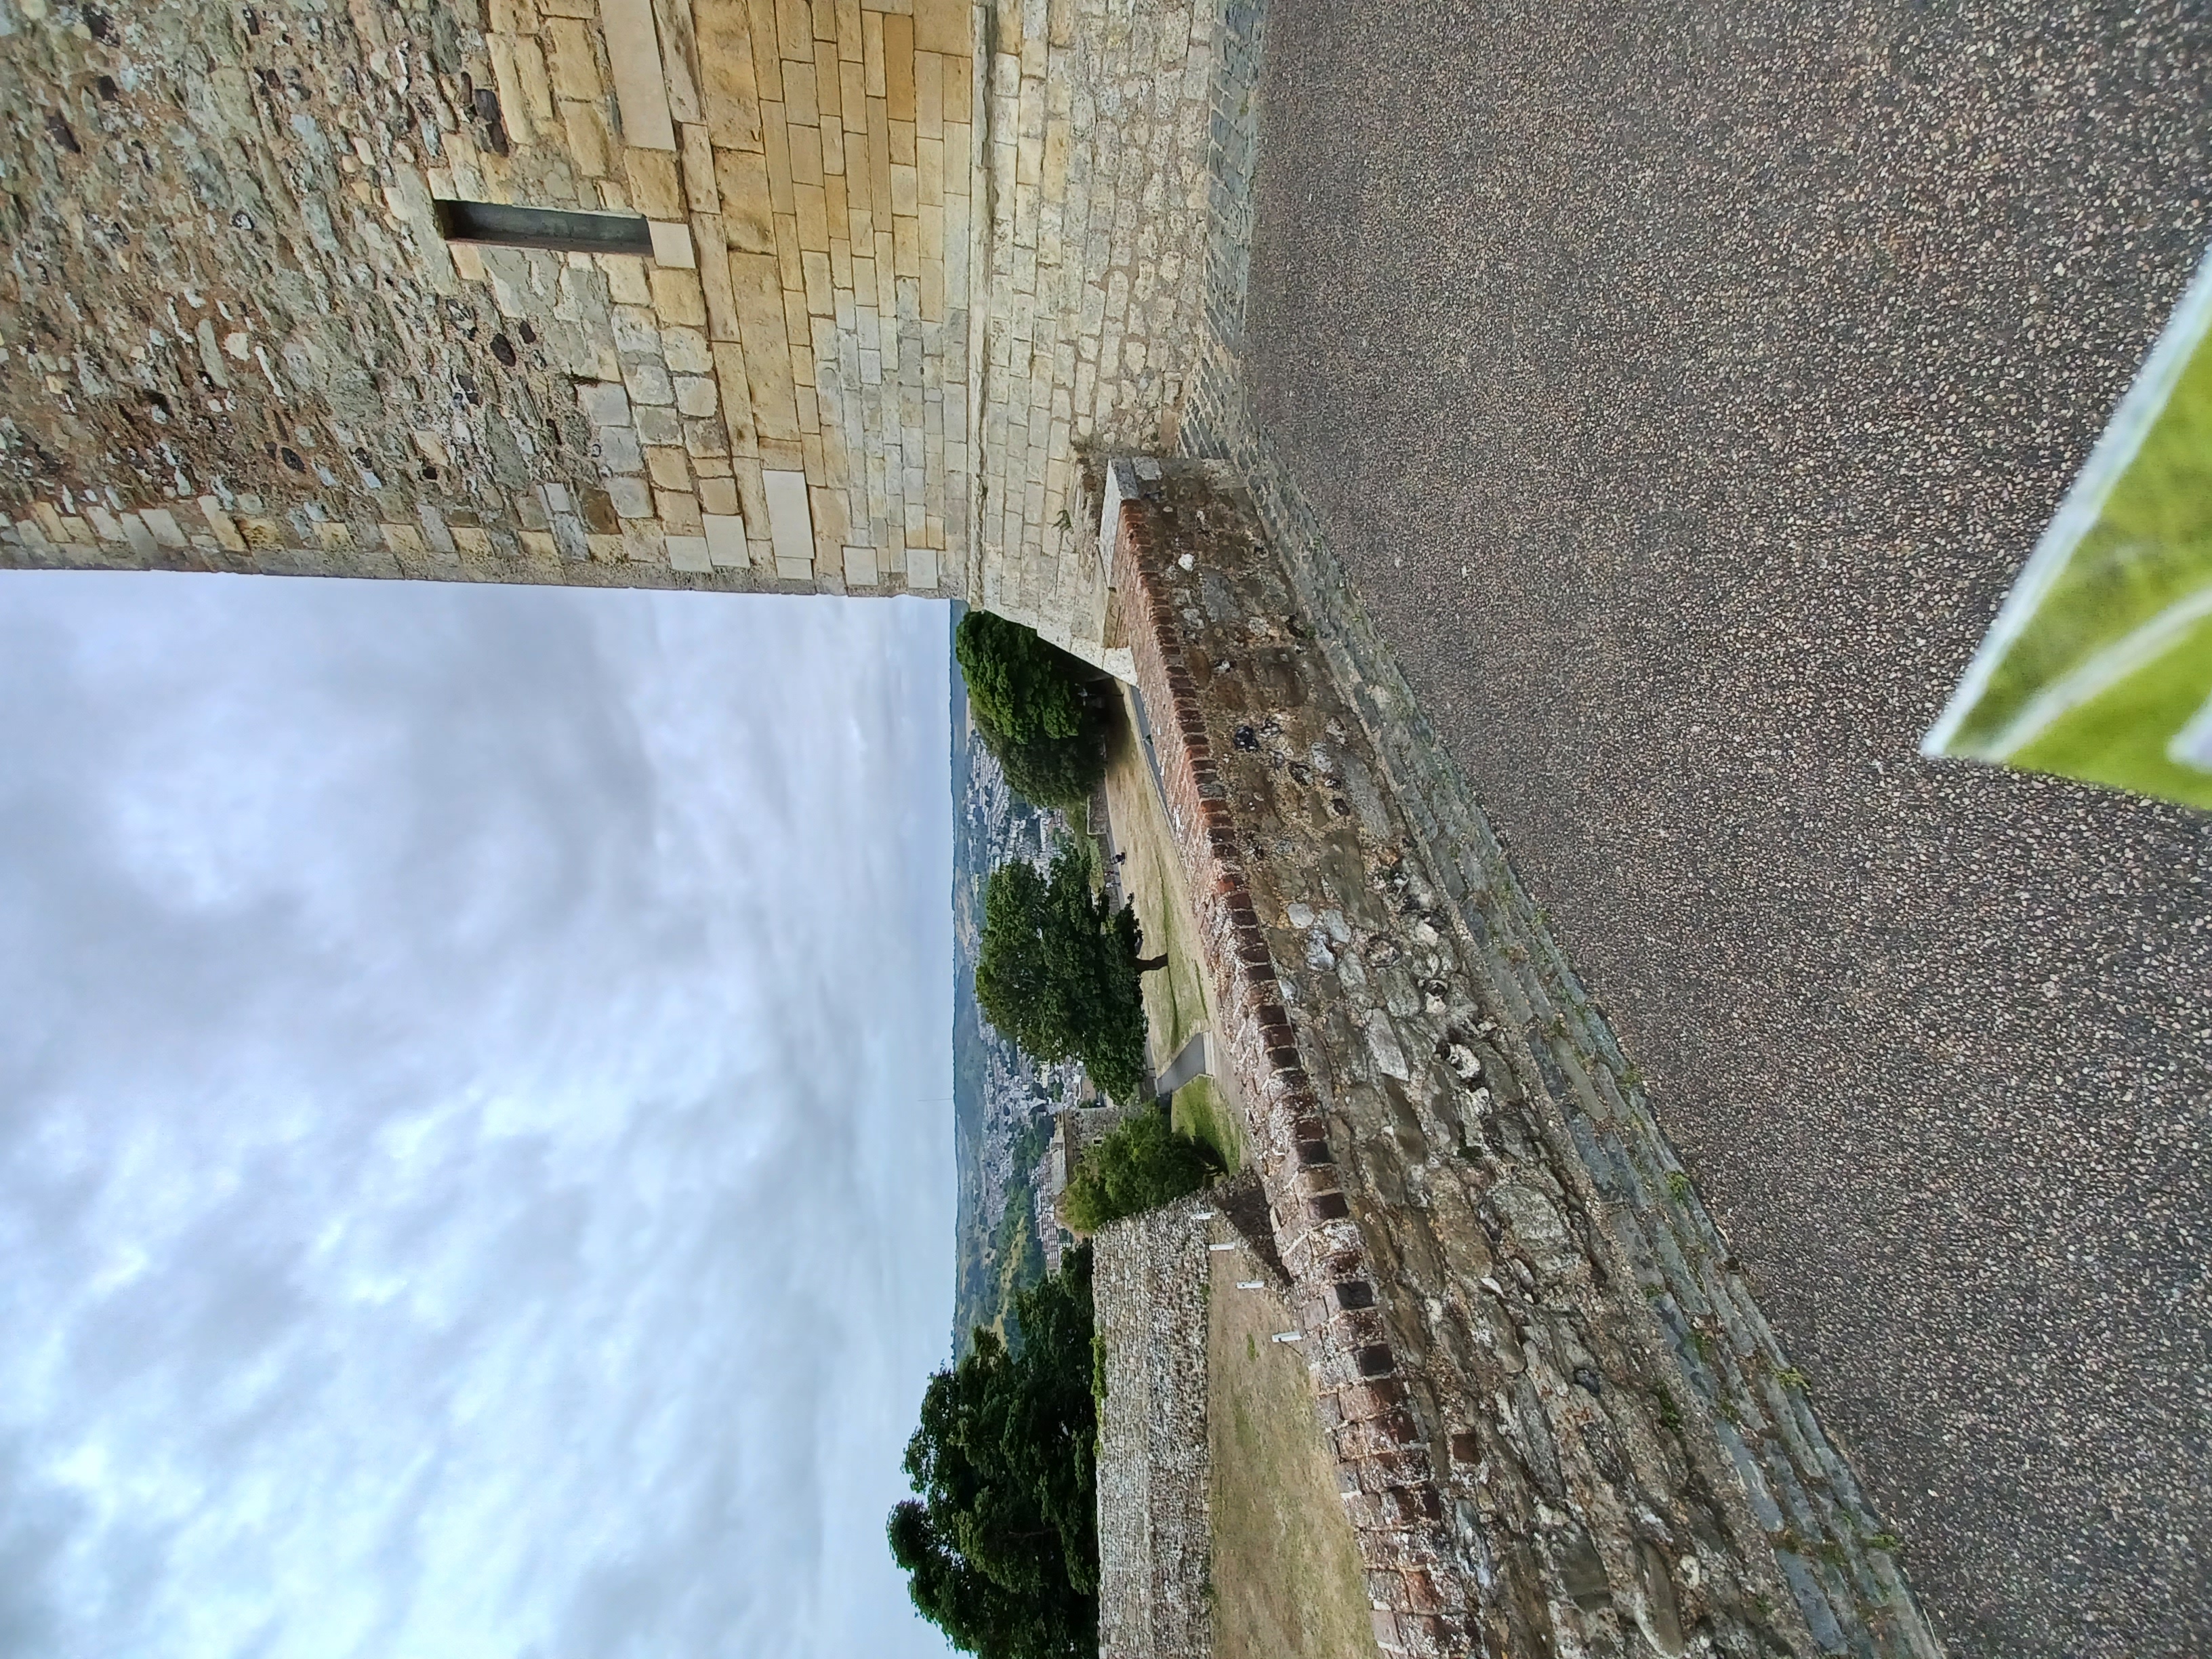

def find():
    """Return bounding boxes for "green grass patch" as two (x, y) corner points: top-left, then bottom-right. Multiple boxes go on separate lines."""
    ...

(1171, 1074), (1243, 1174)
(1927, 252), (2212, 808)
(1207, 1243), (1379, 1659)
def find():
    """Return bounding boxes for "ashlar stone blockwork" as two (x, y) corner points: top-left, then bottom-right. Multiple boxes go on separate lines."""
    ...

(1, 0), (1235, 659)
(1105, 460), (1944, 1659)
(1, 0), (979, 593)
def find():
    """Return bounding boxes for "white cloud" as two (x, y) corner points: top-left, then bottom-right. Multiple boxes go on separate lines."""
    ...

(0, 574), (956, 1659)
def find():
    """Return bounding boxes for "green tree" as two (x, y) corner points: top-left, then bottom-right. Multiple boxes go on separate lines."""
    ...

(1061, 1108), (1221, 1233)
(956, 610), (1092, 745)
(888, 1249), (1099, 1659)
(974, 848), (1164, 1102)
(975, 717), (1107, 812)
(956, 611), (1111, 810)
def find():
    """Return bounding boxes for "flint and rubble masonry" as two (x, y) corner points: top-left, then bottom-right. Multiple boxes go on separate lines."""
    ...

(1094, 1191), (1212, 1659)
(1103, 461), (1944, 1659)
(0, 0), (1223, 663)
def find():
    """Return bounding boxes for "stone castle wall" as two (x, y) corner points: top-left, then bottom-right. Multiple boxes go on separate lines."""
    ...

(1105, 460), (1944, 1659)
(1094, 1190), (1212, 1659)
(0, 0), (1234, 659)
(1, 0), (976, 592)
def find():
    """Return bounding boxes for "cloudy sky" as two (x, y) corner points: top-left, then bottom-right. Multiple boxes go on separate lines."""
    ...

(0, 573), (956, 1659)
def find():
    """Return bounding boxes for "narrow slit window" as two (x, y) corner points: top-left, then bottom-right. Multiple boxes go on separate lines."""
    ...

(433, 199), (653, 257)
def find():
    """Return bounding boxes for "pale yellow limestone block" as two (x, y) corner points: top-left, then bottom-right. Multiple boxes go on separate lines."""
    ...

(943, 51), (970, 125)
(663, 327), (714, 371)
(487, 37), (536, 145)
(813, 39), (842, 121)
(657, 489), (705, 533)
(836, 0), (863, 59)
(695, 0), (765, 149)
(450, 242), (490, 283)
(912, 0), (964, 53)
(699, 476), (742, 517)
(678, 123), (721, 210)
(651, 264), (709, 325)
(716, 149), (777, 251)
(763, 467), (815, 575)
(774, 0), (811, 60)
(598, 0), (678, 148)
(703, 511), (748, 565)
(862, 11), (885, 94)
(602, 251), (655, 304)
(866, 96), (892, 209)
(892, 211), (920, 278)
(628, 147), (684, 217)
(729, 252), (802, 441)
(562, 100), (611, 176)
(908, 539), (939, 590)
(914, 49), (941, 138)
(944, 120), (969, 194)
(844, 543), (879, 586)
(820, 114), (846, 176)
(882, 14), (915, 119)
(692, 216), (742, 339)
(787, 120), (824, 188)
(544, 15), (601, 100)
(453, 526), (493, 556)
(763, 102), (796, 212)
(811, 485), (850, 572)
(712, 341), (760, 452)
(917, 134), (943, 207)
(840, 58), (868, 131)
(800, 251), (834, 315)
(744, 0), (785, 102)
(774, 217), (805, 291)
(666, 533), (714, 572)
(514, 35), (558, 123)
(653, 0), (706, 123)
(890, 115), (916, 167)
(646, 445), (693, 489)
(794, 182), (832, 251)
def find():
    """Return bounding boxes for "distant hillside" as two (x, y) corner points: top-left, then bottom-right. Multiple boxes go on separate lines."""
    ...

(949, 605), (1086, 1350)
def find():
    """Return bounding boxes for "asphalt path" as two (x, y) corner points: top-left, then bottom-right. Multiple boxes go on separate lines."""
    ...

(1239, 5), (2212, 1655)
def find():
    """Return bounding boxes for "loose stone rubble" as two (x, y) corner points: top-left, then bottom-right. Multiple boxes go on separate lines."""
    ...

(1094, 1190), (1214, 1659)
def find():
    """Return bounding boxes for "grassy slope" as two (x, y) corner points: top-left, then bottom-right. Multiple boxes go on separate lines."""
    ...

(1207, 1235), (1378, 1659)
(1101, 688), (1215, 1073)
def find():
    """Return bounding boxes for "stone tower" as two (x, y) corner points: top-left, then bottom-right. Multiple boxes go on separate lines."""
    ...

(1, 0), (1230, 672)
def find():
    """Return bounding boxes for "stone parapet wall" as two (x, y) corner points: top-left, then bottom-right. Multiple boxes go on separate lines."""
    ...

(1106, 462), (1943, 1659)
(1094, 1191), (1213, 1659)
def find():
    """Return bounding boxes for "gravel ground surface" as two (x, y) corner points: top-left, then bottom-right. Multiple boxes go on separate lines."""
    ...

(1238, 5), (2212, 1656)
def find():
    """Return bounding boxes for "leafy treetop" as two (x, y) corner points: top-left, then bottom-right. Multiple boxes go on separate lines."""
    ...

(975, 847), (1160, 1103)
(888, 1248), (1099, 1659)
(1060, 1108), (1221, 1234)
(956, 611), (1092, 747)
